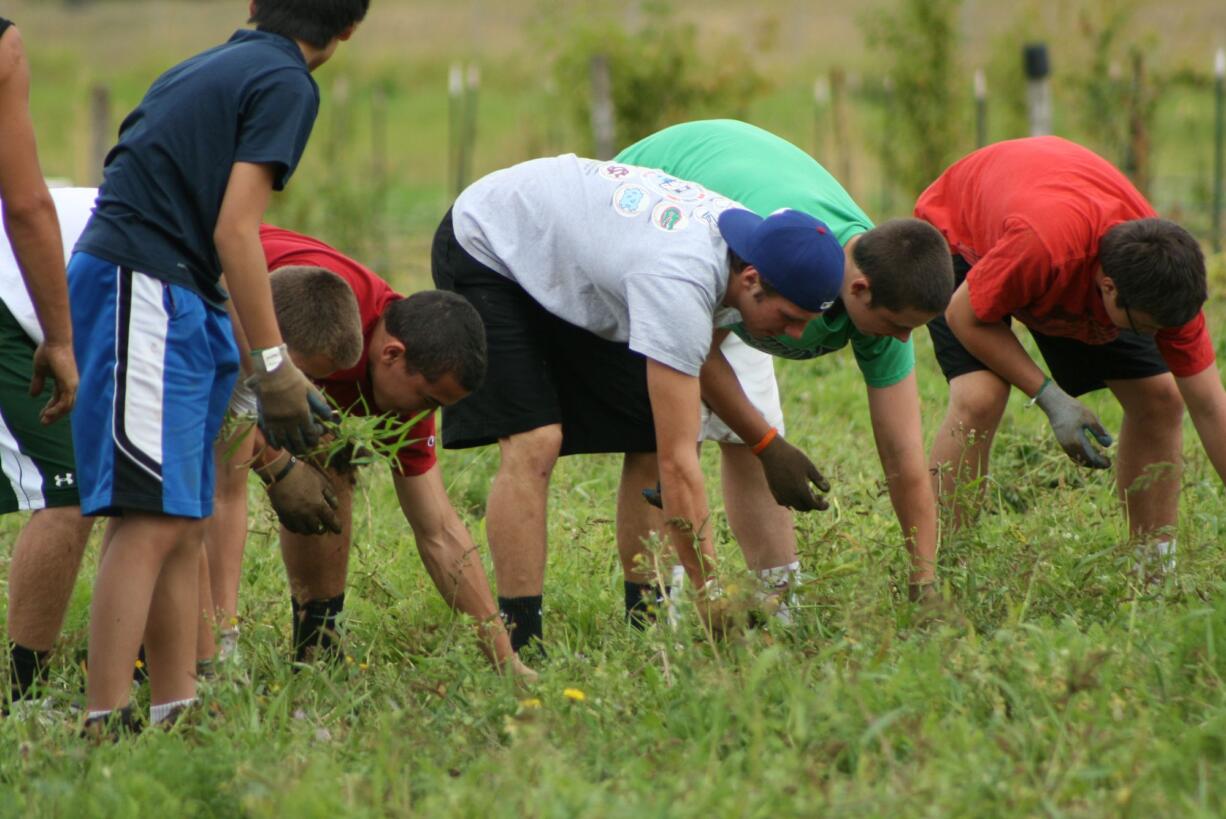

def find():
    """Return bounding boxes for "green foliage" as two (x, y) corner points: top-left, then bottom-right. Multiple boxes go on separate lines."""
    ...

(863, 0), (966, 198)
(1070, 0), (1164, 190)
(547, 0), (768, 154)
(3, 259), (1226, 815)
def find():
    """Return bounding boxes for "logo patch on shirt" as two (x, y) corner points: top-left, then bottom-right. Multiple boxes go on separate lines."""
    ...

(599, 163), (635, 181)
(53, 472), (75, 488)
(651, 200), (688, 232)
(642, 170), (707, 203)
(612, 184), (651, 218)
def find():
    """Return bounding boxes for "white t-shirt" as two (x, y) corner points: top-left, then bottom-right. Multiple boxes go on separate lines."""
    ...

(0, 187), (97, 343)
(452, 155), (743, 377)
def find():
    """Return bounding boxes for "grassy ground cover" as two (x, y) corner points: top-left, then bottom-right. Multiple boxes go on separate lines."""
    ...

(1, 2), (1225, 815)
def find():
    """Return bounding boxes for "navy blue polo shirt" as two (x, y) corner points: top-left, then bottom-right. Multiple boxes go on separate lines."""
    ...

(75, 29), (319, 305)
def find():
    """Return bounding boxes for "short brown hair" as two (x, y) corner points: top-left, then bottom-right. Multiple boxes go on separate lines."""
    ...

(1100, 218), (1206, 327)
(852, 218), (955, 313)
(269, 265), (363, 369)
(382, 290), (487, 391)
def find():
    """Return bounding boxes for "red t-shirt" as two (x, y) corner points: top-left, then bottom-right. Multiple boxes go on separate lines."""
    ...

(915, 136), (1214, 377)
(260, 224), (437, 476)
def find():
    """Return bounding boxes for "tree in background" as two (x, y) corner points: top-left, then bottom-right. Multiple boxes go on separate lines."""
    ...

(548, 0), (767, 155)
(864, 0), (965, 198)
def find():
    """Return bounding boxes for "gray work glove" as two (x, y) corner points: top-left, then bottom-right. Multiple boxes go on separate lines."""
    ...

(248, 344), (333, 455)
(756, 434), (830, 511)
(1033, 379), (1114, 469)
(263, 456), (342, 535)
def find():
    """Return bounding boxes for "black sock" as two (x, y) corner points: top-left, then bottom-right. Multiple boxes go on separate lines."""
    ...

(9, 642), (51, 702)
(498, 595), (543, 653)
(292, 594), (346, 663)
(624, 581), (668, 629)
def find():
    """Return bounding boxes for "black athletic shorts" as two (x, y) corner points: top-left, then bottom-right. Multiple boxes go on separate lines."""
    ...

(928, 255), (1169, 397)
(431, 210), (656, 455)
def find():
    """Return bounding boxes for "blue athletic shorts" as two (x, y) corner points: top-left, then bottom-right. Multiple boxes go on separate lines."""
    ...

(67, 252), (239, 518)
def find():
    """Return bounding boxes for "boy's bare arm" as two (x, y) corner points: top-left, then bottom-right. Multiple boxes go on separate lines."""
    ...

(392, 465), (535, 679)
(0, 25), (77, 423)
(215, 161), (328, 454)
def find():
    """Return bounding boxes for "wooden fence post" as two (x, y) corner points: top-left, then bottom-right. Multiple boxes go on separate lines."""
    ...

(973, 68), (988, 148)
(589, 54), (615, 160)
(89, 84), (111, 185)
(1214, 48), (1224, 253)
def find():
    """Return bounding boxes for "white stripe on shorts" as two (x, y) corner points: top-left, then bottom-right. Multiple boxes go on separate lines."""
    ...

(0, 411), (45, 510)
(112, 271), (168, 480)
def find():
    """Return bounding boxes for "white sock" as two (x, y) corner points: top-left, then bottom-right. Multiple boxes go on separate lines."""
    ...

(756, 561), (801, 587)
(86, 709), (113, 721)
(218, 627), (241, 662)
(150, 697), (195, 724)
(1156, 539), (1176, 571)
(756, 561), (801, 625)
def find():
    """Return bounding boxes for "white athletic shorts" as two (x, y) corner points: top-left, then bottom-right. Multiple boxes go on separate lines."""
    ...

(701, 333), (785, 444)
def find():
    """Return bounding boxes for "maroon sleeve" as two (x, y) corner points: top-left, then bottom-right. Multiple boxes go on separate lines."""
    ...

(388, 413), (438, 477)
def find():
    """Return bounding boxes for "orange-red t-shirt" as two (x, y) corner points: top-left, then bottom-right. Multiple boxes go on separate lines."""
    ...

(260, 224), (437, 476)
(915, 136), (1214, 377)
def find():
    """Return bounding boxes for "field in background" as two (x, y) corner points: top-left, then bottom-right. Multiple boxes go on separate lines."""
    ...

(11, 0), (1226, 286)
(1, 1), (1226, 816)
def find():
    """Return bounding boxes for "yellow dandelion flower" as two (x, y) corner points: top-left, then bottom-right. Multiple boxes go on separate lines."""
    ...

(359, 662), (369, 671)
(519, 698), (542, 709)
(562, 688), (586, 702)
(134, 658), (144, 670)
(345, 655), (355, 665)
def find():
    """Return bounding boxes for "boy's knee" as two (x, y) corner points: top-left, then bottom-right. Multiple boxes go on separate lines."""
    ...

(1130, 380), (1185, 429)
(948, 387), (1008, 434)
(499, 426), (562, 477)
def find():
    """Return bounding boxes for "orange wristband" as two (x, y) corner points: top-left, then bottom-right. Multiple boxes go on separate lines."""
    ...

(751, 427), (778, 455)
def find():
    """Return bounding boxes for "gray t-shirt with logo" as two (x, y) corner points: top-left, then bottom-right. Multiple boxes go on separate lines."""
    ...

(452, 154), (742, 377)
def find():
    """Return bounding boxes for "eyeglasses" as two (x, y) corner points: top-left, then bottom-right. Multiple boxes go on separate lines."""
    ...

(1124, 304), (1141, 335)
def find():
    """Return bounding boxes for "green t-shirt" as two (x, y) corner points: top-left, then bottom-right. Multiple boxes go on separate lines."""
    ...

(615, 119), (914, 388)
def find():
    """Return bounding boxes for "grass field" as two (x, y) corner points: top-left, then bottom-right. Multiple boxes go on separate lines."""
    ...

(2, 1), (1226, 816)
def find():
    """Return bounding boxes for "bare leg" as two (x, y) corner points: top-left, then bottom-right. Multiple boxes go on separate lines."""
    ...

(718, 442), (796, 572)
(929, 370), (1011, 530)
(486, 425), (562, 597)
(617, 451), (666, 584)
(195, 547), (215, 663)
(143, 520), (205, 706)
(1106, 374), (1183, 543)
(279, 475), (355, 602)
(86, 514), (198, 712)
(204, 428), (255, 633)
(7, 507), (95, 651)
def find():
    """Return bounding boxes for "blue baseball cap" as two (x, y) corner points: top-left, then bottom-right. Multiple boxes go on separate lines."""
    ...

(717, 208), (844, 312)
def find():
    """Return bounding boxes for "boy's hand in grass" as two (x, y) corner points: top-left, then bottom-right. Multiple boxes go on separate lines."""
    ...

(261, 455), (342, 535)
(1033, 379), (1114, 468)
(756, 434), (830, 511)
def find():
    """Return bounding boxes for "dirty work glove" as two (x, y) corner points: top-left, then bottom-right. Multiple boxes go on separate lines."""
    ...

(248, 344), (333, 455)
(262, 456), (342, 535)
(756, 434), (830, 511)
(1032, 378), (1114, 469)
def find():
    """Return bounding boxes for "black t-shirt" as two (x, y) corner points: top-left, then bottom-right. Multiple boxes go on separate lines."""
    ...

(75, 29), (319, 305)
